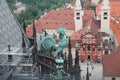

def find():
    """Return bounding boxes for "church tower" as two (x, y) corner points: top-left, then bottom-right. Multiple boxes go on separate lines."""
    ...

(101, 0), (110, 34)
(74, 0), (83, 31)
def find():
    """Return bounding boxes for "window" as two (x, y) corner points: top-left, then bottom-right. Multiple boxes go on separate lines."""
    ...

(105, 51), (108, 55)
(76, 12), (80, 15)
(109, 38), (111, 41)
(105, 39), (108, 42)
(76, 17), (80, 20)
(83, 48), (85, 51)
(93, 48), (95, 51)
(87, 55), (91, 60)
(87, 45), (90, 51)
(104, 17), (107, 20)
(112, 77), (116, 80)
(66, 35), (68, 39)
(98, 49), (101, 51)
(8, 55), (12, 62)
(53, 33), (56, 39)
(104, 12), (107, 15)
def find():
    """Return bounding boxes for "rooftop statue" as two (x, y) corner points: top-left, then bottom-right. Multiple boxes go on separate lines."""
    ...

(40, 28), (68, 55)
(40, 28), (70, 79)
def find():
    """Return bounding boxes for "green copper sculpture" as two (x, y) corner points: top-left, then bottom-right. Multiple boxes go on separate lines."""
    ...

(40, 28), (70, 79)
(40, 28), (68, 54)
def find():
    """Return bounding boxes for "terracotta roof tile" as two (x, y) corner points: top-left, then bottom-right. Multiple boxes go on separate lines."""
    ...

(96, 4), (101, 18)
(103, 46), (120, 76)
(110, 1), (120, 16)
(96, 0), (120, 46)
(41, 9), (74, 21)
(110, 18), (120, 45)
(83, 10), (95, 22)
(70, 18), (100, 46)
(26, 9), (94, 36)
(96, 0), (120, 17)
(83, 1), (92, 7)
(26, 9), (75, 36)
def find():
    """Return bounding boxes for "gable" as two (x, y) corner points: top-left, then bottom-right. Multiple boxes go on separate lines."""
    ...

(82, 33), (95, 38)
(85, 34), (93, 38)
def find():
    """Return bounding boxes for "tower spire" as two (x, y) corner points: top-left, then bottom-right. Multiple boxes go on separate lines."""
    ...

(68, 37), (73, 74)
(101, 0), (110, 34)
(33, 21), (36, 45)
(102, 0), (109, 6)
(23, 19), (26, 33)
(75, 0), (82, 10)
(22, 19), (26, 52)
(74, 0), (83, 31)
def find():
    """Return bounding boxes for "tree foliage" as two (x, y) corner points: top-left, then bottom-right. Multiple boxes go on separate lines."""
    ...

(84, 6), (95, 10)
(7, 0), (73, 26)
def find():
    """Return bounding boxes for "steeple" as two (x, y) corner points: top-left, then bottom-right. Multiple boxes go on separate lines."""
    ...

(68, 37), (73, 74)
(23, 19), (26, 33)
(22, 19), (26, 52)
(100, 0), (110, 34)
(75, 49), (81, 80)
(75, 0), (82, 10)
(102, 0), (109, 6)
(88, 25), (91, 32)
(74, 0), (83, 31)
(33, 21), (36, 45)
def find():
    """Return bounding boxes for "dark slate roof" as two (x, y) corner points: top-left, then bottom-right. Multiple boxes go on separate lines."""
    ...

(0, 0), (29, 52)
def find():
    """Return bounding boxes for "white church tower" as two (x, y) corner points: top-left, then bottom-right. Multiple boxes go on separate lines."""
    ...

(101, 0), (110, 34)
(74, 0), (83, 31)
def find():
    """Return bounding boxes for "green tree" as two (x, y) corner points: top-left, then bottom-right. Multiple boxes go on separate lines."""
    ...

(8, 0), (73, 26)
(49, 4), (58, 10)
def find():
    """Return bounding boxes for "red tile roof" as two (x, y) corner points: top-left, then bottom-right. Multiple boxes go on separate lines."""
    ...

(70, 18), (99, 40)
(110, 1), (120, 16)
(26, 9), (75, 36)
(70, 17), (111, 47)
(26, 9), (94, 36)
(103, 46), (120, 76)
(110, 18), (120, 45)
(96, 4), (101, 19)
(96, 0), (120, 46)
(96, 0), (120, 18)
(41, 9), (74, 21)
(83, 1), (92, 7)
(83, 10), (95, 22)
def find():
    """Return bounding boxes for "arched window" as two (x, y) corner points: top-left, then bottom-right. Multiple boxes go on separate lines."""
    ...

(105, 50), (108, 55)
(87, 45), (90, 51)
